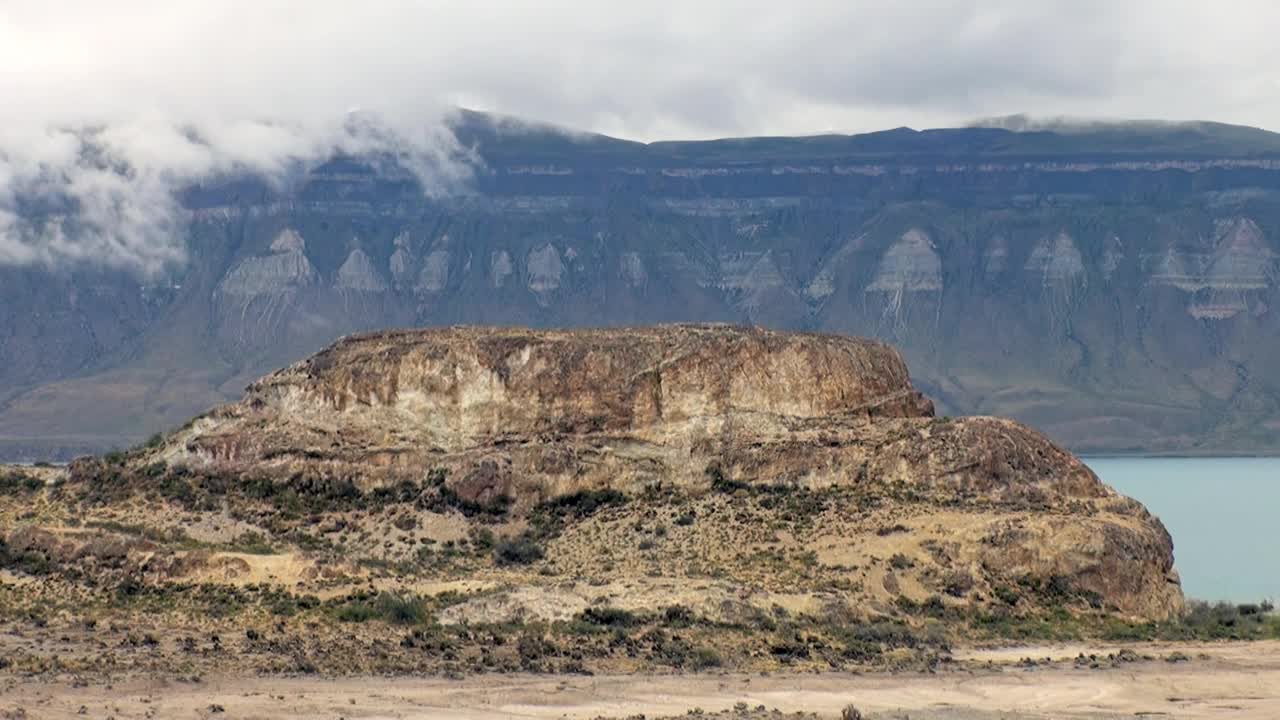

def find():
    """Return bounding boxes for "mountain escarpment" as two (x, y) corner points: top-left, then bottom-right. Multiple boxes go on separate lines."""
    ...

(6, 115), (1280, 460)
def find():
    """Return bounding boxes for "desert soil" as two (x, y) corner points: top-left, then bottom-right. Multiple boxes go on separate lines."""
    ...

(3, 641), (1278, 719)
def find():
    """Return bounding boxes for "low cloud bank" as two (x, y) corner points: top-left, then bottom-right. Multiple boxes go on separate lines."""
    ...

(4, 1), (1279, 275)
(0, 111), (474, 277)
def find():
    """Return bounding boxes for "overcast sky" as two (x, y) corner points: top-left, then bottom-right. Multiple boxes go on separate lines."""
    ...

(3, 1), (1280, 274)
(4, 0), (1280, 141)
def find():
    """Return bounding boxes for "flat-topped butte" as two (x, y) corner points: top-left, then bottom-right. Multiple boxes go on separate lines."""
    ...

(1, 325), (1185, 677)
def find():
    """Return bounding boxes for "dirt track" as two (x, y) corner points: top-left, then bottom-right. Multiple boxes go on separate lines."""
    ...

(3, 641), (1278, 719)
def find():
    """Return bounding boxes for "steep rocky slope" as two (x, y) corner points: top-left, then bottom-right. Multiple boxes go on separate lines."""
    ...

(0, 326), (1185, 677)
(162, 326), (931, 495)
(5, 113), (1280, 459)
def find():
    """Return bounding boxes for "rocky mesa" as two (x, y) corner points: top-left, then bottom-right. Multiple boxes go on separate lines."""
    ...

(1, 325), (1183, 677)
(132, 324), (1181, 617)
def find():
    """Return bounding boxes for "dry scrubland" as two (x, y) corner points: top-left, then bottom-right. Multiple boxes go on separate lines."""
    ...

(4, 642), (1280, 718)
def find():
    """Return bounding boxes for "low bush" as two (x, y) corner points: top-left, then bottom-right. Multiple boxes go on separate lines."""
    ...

(494, 534), (544, 566)
(580, 606), (639, 628)
(662, 604), (695, 628)
(0, 538), (51, 576)
(689, 646), (722, 669)
(528, 489), (629, 539)
(0, 469), (43, 494)
(706, 463), (748, 493)
(333, 592), (430, 625)
(993, 585), (1021, 606)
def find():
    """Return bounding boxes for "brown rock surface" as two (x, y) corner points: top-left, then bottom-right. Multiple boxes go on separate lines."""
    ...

(166, 325), (932, 484)
(136, 324), (1180, 619)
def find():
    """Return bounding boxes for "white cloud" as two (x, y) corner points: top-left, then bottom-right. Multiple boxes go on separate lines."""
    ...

(5, 1), (1280, 139)
(0, 113), (473, 276)
(2, 0), (1279, 273)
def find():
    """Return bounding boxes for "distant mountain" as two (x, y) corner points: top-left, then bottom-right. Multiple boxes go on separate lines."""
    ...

(4, 111), (1280, 459)
(456, 108), (1280, 159)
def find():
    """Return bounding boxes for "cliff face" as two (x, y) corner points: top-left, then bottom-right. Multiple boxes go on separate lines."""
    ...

(178, 325), (929, 463)
(5, 114), (1280, 458)
(142, 325), (1181, 620)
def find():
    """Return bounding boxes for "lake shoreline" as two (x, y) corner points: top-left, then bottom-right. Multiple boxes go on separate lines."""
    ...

(1086, 457), (1279, 604)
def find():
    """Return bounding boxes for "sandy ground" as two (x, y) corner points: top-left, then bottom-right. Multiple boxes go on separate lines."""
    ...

(3, 641), (1279, 719)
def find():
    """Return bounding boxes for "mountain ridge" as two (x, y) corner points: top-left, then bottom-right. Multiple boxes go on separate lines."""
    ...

(453, 108), (1280, 158)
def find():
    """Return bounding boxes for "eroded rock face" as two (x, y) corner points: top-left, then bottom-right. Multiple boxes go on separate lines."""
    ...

(216, 229), (319, 297)
(489, 250), (514, 288)
(169, 325), (931, 468)
(388, 232), (416, 288)
(1149, 217), (1275, 320)
(416, 250), (451, 294)
(867, 229), (943, 293)
(983, 235), (1009, 279)
(147, 324), (1182, 619)
(335, 249), (389, 292)
(213, 228), (323, 347)
(1208, 218), (1272, 290)
(1026, 231), (1086, 286)
(525, 244), (564, 302)
(619, 252), (647, 288)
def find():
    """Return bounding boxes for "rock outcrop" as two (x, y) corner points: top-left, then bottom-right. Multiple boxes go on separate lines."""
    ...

(146, 324), (1181, 620)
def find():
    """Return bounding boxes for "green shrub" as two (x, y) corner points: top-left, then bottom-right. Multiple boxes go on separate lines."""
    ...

(494, 534), (544, 566)
(333, 592), (429, 625)
(377, 594), (429, 625)
(876, 524), (909, 536)
(335, 600), (379, 623)
(662, 605), (695, 627)
(544, 489), (627, 518)
(888, 553), (914, 570)
(993, 585), (1021, 606)
(706, 463), (747, 493)
(849, 620), (922, 648)
(468, 527), (495, 551)
(0, 539), (51, 576)
(516, 632), (554, 668)
(228, 532), (275, 555)
(528, 489), (629, 539)
(689, 646), (722, 669)
(580, 606), (639, 627)
(434, 485), (511, 519)
(0, 470), (43, 494)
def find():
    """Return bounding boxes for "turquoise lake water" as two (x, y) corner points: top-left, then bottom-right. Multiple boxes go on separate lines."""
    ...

(1084, 457), (1279, 603)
